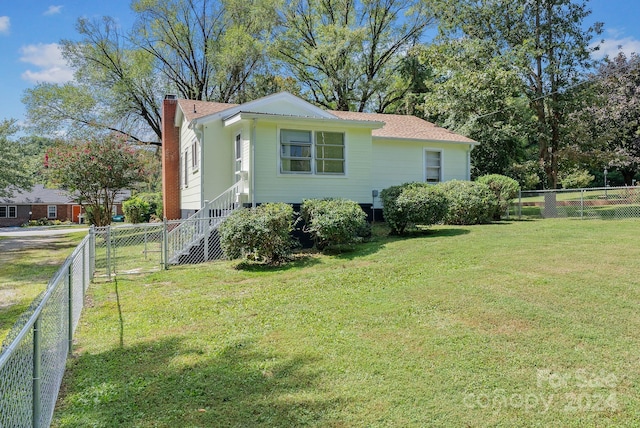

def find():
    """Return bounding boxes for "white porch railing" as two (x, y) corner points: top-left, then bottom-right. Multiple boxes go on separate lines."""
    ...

(166, 181), (246, 265)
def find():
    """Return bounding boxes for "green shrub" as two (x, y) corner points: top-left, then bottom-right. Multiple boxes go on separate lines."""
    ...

(219, 203), (296, 264)
(396, 185), (449, 227)
(560, 169), (594, 189)
(85, 205), (108, 226)
(476, 174), (520, 220)
(136, 192), (163, 218)
(380, 183), (414, 235)
(437, 180), (497, 225)
(301, 198), (368, 250)
(123, 196), (152, 223)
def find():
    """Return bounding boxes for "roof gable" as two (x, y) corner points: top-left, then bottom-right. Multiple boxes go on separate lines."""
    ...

(180, 92), (336, 126)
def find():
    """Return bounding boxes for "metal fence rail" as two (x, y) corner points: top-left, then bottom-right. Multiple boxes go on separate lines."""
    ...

(514, 186), (640, 219)
(0, 233), (94, 428)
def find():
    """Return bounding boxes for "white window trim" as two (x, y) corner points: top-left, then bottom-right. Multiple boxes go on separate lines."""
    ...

(183, 149), (189, 188)
(423, 148), (443, 184)
(0, 205), (17, 218)
(277, 128), (347, 177)
(191, 138), (199, 173)
(47, 205), (57, 219)
(235, 132), (243, 175)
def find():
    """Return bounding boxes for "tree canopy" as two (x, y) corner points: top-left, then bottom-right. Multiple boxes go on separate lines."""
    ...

(0, 120), (34, 198)
(18, 0), (640, 189)
(275, 0), (432, 112)
(45, 135), (146, 226)
(425, 0), (603, 188)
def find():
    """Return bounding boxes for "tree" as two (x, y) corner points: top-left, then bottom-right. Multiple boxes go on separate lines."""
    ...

(429, 0), (602, 188)
(131, 0), (279, 103)
(274, 0), (433, 112)
(23, 0), (279, 143)
(418, 39), (536, 179)
(45, 135), (146, 226)
(588, 52), (640, 184)
(0, 120), (33, 198)
(23, 17), (165, 144)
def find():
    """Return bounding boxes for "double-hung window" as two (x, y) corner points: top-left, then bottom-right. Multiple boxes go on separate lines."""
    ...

(280, 129), (344, 175)
(425, 150), (442, 183)
(48, 205), (57, 219)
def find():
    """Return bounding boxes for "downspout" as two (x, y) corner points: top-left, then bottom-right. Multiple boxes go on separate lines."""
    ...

(467, 145), (472, 180)
(251, 119), (257, 207)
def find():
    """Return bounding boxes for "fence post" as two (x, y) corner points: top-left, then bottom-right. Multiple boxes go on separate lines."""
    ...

(162, 218), (169, 270)
(89, 225), (95, 278)
(68, 263), (73, 356)
(32, 316), (42, 428)
(204, 217), (210, 262)
(106, 226), (112, 280)
(580, 189), (585, 219)
(518, 190), (522, 220)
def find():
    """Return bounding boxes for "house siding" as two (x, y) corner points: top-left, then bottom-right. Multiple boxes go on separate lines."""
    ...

(372, 139), (472, 207)
(253, 121), (373, 204)
(201, 121), (235, 203)
(179, 116), (202, 211)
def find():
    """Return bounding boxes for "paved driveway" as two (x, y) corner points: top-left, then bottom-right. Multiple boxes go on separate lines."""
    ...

(0, 227), (88, 238)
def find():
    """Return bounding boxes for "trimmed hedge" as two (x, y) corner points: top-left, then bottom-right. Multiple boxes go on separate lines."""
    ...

(476, 174), (520, 220)
(380, 182), (449, 234)
(396, 184), (449, 230)
(219, 203), (296, 264)
(301, 198), (368, 250)
(437, 180), (497, 225)
(380, 184), (408, 235)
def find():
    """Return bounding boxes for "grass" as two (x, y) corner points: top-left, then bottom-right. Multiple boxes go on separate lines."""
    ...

(0, 232), (86, 342)
(54, 219), (640, 427)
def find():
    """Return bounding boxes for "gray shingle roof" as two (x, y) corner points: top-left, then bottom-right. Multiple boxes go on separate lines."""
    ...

(0, 185), (130, 205)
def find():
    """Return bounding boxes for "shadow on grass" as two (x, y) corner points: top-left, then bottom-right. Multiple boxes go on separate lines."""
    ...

(234, 254), (323, 272)
(0, 235), (80, 253)
(56, 337), (341, 427)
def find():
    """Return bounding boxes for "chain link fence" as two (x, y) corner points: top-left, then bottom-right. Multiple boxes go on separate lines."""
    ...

(513, 186), (640, 219)
(0, 233), (93, 428)
(93, 223), (164, 279)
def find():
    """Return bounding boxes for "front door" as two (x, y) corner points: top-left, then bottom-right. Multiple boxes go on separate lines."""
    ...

(72, 205), (82, 223)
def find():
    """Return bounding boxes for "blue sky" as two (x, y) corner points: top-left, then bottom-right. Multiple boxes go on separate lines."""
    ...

(1, 1), (640, 128)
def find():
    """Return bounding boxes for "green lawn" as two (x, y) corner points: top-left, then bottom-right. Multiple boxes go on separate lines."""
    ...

(0, 232), (85, 343)
(54, 219), (640, 427)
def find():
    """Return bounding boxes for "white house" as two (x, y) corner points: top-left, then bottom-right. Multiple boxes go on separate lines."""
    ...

(161, 92), (478, 220)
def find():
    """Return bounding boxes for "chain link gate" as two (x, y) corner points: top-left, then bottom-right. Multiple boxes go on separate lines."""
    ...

(93, 223), (164, 279)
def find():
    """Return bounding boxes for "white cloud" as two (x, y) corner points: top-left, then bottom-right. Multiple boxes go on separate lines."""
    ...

(44, 5), (63, 16)
(591, 37), (640, 60)
(0, 16), (10, 34)
(19, 43), (74, 84)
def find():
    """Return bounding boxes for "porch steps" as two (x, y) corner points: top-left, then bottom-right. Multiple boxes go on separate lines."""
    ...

(166, 181), (246, 265)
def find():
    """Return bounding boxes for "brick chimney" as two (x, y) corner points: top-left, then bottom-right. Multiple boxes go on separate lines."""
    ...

(162, 95), (181, 220)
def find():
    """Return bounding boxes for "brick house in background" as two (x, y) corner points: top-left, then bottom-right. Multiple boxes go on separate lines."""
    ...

(0, 184), (128, 227)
